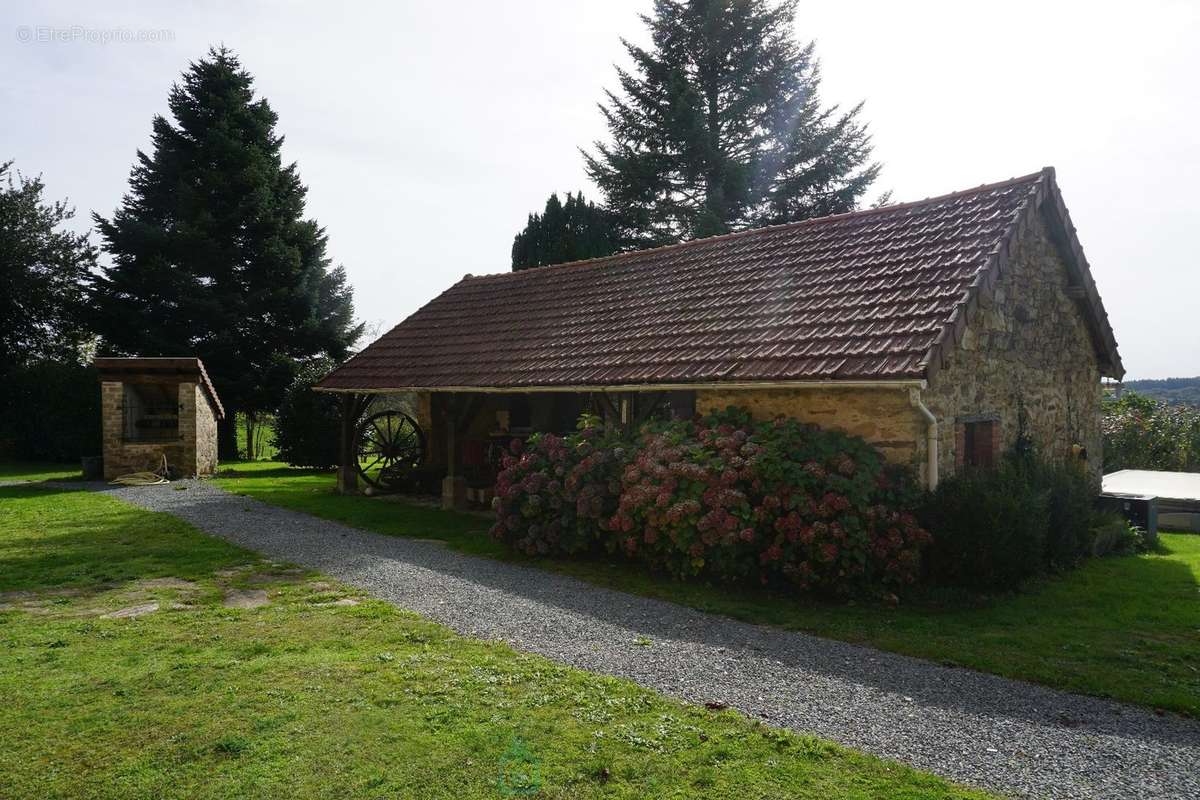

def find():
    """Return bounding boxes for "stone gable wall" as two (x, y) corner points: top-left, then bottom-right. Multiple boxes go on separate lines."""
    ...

(923, 210), (1103, 483)
(694, 209), (1104, 488)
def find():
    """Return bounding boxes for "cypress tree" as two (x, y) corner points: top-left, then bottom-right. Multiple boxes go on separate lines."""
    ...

(511, 192), (618, 270)
(91, 47), (362, 457)
(585, 0), (880, 246)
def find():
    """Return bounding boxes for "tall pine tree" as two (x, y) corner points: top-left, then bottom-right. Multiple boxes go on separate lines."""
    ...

(91, 47), (362, 458)
(585, 0), (879, 246)
(511, 192), (618, 270)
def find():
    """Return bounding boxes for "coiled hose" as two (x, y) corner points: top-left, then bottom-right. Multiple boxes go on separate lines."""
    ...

(109, 454), (171, 486)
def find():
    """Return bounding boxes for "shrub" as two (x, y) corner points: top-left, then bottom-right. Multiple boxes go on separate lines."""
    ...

(492, 407), (931, 598)
(1103, 390), (1200, 472)
(1026, 460), (1095, 570)
(921, 462), (1049, 590)
(1090, 512), (1148, 557)
(921, 453), (1100, 590)
(273, 357), (341, 469)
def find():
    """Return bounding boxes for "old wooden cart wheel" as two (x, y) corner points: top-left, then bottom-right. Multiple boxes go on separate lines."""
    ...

(356, 410), (425, 492)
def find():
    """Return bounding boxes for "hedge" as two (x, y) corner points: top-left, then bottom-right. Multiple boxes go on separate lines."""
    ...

(0, 360), (100, 462)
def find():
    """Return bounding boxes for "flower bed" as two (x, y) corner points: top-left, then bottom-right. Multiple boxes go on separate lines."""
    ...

(491, 408), (930, 598)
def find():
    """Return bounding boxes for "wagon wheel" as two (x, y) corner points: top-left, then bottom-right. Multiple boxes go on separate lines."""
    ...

(356, 410), (425, 492)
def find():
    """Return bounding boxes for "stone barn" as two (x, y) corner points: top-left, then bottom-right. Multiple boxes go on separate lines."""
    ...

(96, 357), (223, 480)
(315, 168), (1123, 507)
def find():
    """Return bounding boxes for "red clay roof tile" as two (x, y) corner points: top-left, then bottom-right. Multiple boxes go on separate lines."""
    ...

(318, 168), (1122, 391)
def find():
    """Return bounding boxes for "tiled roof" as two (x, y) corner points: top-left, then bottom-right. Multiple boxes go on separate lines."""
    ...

(318, 167), (1121, 391)
(94, 357), (226, 419)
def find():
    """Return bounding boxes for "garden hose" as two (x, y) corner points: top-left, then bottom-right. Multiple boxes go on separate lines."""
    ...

(108, 471), (169, 486)
(108, 454), (171, 486)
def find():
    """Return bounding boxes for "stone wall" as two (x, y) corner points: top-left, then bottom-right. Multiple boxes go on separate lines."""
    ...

(192, 383), (219, 476)
(694, 387), (923, 467)
(176, 382), (198, 474)
(923, 210), (1103, 483)
(100, 380), (220, 479)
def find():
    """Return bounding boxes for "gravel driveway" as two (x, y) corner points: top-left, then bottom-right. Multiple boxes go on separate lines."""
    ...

(96, 480), (1199, 799)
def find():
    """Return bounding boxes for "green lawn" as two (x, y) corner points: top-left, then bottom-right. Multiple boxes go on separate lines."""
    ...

(0, 460), (81, 482)
(214, 461), (1200, 717)
(0, 484), (985, 799)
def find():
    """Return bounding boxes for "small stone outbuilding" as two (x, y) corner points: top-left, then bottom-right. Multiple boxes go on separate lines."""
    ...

(315, 168), (1123, 507)
(96, 357), (223, 479)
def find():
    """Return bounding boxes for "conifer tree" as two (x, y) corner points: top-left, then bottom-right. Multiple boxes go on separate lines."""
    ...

(511, 192), (618, 270)
(91, 47), (362, 457)
(585, 0), (879, 246)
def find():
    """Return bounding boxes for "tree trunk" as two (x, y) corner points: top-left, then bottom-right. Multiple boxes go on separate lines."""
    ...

(245, 411), (257, 460)
(218, 412), (239, 461)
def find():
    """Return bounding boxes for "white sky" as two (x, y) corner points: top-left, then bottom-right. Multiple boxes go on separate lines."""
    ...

(3, 0), (1197, 379)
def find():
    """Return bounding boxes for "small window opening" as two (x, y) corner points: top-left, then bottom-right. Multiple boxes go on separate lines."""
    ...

(123, 383), (180, 442)
(963, 419), (996, 469)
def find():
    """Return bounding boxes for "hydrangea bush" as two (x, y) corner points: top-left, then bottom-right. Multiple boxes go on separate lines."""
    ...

(491, 414), (624, 557)
(491, 407), (931, 598)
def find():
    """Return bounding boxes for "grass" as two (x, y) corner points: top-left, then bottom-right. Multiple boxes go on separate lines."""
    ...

(0, 484), (987, 799)
(0, 460), (81, 482)
(214, 461), (1200, 717)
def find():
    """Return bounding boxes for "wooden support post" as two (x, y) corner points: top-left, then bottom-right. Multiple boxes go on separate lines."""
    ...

(336, 393), (372, 495)
(596, 392), (620, 432)
(441, 394), (469, 510)
(337, 394), (358, 494)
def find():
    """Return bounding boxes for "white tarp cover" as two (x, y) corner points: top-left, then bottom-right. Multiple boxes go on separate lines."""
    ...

(1103, 470), (1200, 502)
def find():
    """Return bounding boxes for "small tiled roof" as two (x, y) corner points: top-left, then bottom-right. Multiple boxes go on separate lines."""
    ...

(318, 167), (1121, 391)
(94, 357), (226, 419)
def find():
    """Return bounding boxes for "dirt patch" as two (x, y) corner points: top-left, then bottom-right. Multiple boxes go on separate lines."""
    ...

(101, 602), (160, 619)
(135, 577), (199, 591)
(313, 598), (360, 607)
(0, 601), (56, 615)
(223, 589), (270, 609)
(0, 587), (88, 603)
(214, 564), (257, 579)
(246, 571), (307, 586)
(1, 588), (96, 614)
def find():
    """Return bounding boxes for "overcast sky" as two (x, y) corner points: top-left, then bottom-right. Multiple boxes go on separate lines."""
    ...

(3, 0), (1197, 379)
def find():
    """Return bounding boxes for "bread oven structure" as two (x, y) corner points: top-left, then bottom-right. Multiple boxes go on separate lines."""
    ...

(96, 357), (223, 480)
